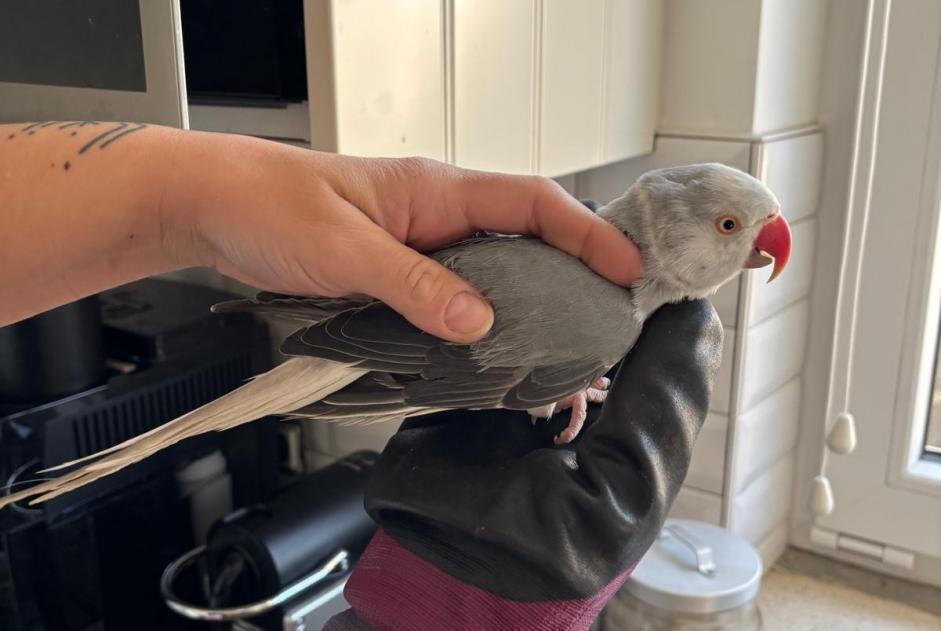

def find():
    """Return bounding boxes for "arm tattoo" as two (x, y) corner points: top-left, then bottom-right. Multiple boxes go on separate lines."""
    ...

(6, 121), (149, 170)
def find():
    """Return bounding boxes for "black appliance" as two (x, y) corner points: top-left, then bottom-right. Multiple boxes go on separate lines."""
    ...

(162, 452), (378, 630)
(0, 279), (282, 631)
(0, 295), (104, 402)
(180, 0), (308, 105)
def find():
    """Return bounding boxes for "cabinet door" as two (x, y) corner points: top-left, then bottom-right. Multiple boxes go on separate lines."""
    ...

(0, 0), (187, 127)
(309, 0), (446, 161)
(539, 0), (661, 177)
(538, 0), (606, 177)
(602, 0), (661, 163)
(453, 0), (537, 174)
(306, 0), (660, 171)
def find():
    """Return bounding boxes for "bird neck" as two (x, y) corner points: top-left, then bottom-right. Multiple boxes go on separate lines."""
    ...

(597, 190), (648, 251)
(598, 192), (693, 322)
(630, 277), (691, 322)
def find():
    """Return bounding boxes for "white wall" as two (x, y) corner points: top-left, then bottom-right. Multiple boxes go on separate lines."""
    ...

(752, 0), (827, 134)
(658, 0), (762, 135)
(659, 0), (826, 138)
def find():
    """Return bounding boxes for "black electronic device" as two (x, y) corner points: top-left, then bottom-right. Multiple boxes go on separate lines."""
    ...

(0, 279), (281, 631)
(162, 452), (379, 630)
(0, 295), (105, 402)
(180, 0), (308, 105)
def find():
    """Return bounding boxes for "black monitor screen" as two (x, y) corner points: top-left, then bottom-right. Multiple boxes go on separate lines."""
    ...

(0, 0), (146, 92)
(180, 0), (308, 104)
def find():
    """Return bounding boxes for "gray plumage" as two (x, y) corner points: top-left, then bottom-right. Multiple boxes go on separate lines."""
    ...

(0, 163), (787, 509)
(272, 236), (636, 424)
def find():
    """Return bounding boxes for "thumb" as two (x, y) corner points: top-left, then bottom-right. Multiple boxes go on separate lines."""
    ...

(355, 234), (494, 343)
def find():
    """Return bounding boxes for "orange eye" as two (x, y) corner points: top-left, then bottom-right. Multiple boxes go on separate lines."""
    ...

(715, 215), (741, 235)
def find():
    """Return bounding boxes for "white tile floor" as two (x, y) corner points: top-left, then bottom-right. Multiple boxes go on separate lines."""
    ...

(758, 566), (941, 631)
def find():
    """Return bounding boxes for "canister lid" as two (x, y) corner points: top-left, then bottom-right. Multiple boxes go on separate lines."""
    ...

(625, 519), (763, 614)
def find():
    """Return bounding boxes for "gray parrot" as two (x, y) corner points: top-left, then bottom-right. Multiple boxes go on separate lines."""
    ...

(0, 162), (791, 509)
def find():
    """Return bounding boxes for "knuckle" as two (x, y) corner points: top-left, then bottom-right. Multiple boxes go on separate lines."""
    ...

(531, 175), (563, 196)
(400, 255), (446, 303)
(576, 220), (605, 258)
(397, 156), (445, 180)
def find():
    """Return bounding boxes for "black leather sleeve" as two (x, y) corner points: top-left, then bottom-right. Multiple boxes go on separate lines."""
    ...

(362, 299), (723, 602)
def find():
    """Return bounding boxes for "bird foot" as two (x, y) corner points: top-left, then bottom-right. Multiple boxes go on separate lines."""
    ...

(526, 377), (610, 443)
(553, 377), (609, 444)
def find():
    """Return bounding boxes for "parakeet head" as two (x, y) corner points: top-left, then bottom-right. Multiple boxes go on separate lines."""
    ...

(601, 162), (791, 301)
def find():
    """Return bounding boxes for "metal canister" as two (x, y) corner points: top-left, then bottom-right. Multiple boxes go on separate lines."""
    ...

(601, 519), (763, 630)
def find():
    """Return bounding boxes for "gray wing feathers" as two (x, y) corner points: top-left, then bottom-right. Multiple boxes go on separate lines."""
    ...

(212, 292), (373, 322)
(502, 361), (606, 408)
(284, 306), (436, 372)
(218, 236), (637, 424)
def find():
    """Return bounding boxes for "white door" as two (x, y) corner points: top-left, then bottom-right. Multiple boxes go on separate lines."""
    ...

(817, 0), (941, 587)
(0, 1), (187, 127)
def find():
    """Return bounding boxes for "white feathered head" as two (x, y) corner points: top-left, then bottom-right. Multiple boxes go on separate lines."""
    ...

(603, 162), (791, 301)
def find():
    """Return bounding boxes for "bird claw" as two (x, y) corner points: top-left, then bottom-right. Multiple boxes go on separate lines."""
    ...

(554, 391), (588, 444)
(532, 377), (611, 444)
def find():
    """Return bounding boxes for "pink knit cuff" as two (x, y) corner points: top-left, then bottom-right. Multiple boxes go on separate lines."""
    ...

(345, 529), (633, 631)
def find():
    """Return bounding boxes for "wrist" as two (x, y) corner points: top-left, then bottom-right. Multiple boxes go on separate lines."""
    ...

(155, 128), (225, 271)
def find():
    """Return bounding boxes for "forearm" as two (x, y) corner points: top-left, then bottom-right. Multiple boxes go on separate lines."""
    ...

(0, 121), (201, 326)
(0, 120), (643, 340)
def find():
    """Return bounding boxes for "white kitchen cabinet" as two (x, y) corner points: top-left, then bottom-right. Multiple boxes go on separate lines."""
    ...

(1, 1), (661, 177)
(602, 0), (663, 164)
(453, 0), (538, 174)
(307, 0), (662, 175)
(540, 0), (663, 175)
(538, 1), (606, 176)
(308, 0), (447, 161)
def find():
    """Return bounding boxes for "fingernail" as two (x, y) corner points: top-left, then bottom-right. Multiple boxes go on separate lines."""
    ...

(444, 292), (493, 337)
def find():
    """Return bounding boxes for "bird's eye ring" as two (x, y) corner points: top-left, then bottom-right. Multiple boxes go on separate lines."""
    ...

(715, 215), (742, 235)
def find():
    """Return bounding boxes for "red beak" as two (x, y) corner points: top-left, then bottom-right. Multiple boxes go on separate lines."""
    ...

(744, 214), (791, 282)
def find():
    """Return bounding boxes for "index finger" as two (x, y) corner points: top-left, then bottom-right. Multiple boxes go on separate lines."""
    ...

(454, 171), (644, 287)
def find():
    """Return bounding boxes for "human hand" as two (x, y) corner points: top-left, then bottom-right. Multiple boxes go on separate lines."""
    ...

(163, 131), (643, 343)
(328, 300), (723, 631)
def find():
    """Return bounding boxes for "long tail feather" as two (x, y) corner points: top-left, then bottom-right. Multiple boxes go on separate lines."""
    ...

(0, 357), (366, 510)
